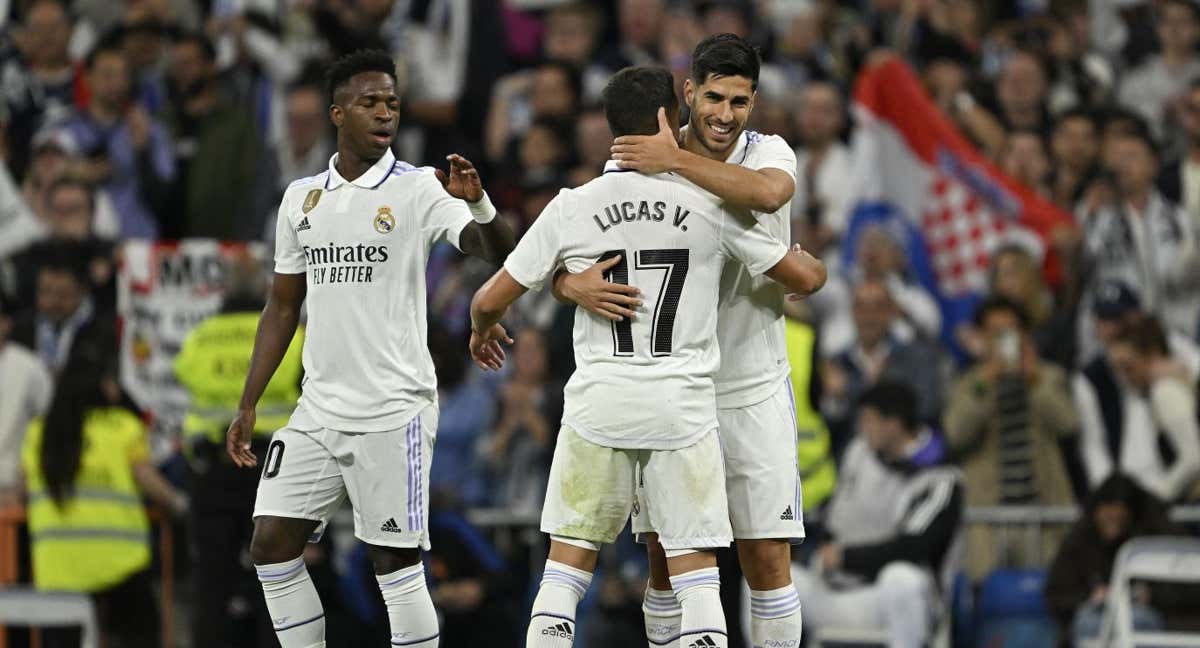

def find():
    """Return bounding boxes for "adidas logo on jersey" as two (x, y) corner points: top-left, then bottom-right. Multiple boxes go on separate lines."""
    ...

(688, 635), (719, 648)
(380, 518), (403, 533)
(296, 216), (311, 232)
(541, 622), (573, 639)
(780, 505), (794, 521)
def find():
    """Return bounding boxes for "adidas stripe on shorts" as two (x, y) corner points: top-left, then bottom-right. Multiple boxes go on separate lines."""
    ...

(633, 378), (805, 541)
(252, 403), (437, 549)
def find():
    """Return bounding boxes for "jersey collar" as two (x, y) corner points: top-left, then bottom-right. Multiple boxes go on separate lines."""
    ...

(325, 148), (396, 190)
(602, 160), (636, 174)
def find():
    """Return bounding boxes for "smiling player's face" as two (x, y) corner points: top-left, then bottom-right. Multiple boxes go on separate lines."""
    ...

(684, 73), (755, 157)
(332, 71), (400, 162)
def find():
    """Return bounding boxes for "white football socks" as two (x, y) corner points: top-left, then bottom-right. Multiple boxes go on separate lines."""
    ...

(749, 585), (802, 648)
(670, 567), (728, 648)
(526, 560), (593, 647)
(643, 586), (683, 647)
(377, 563), (440, 647)
(256, 557), (326, 648)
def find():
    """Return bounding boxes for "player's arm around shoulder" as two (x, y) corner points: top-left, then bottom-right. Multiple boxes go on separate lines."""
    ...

(610, 108), (795, 213)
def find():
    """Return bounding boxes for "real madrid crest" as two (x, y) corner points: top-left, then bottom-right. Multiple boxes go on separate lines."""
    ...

(302, 189), (322, 214)
(374, 205), (395, 234)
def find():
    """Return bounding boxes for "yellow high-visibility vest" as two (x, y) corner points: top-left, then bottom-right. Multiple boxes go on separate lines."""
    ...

(22, 408), (151, 592)
(173, 313), (304, 445)
(785, 319), (836, 510)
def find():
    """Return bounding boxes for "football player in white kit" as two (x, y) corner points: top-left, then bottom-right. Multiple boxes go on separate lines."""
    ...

(225, 51), (514, 648)
(467, 67), (825, 648)
(556, 34), (809, 647)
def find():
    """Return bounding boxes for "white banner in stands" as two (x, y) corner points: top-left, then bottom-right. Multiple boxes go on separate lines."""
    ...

(117, 239), (270, 453)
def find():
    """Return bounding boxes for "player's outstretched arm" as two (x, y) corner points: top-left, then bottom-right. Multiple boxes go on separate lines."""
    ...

(550, 255), (642, 321)
(610, 108), (795, 213)
(469, 268), (524, 370)
(227, 272), (306, 468)
(437, 153), (516, 264)
(764, 246), (827, 298)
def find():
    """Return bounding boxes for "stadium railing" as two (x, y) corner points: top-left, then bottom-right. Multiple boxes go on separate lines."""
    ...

(0, 505), (175, 648)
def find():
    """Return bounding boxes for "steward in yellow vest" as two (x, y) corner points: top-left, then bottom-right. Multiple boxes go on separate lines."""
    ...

(22, 333), (187, 646)
(785, 318), (837, 510)
(172, 297), (303, 647)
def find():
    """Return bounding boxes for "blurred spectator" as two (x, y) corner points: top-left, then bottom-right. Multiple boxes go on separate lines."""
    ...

(792, 81), (854, 258)
(0, 297), (52, 496)
(795, 382), (962, 648)
(567, 106), (610, 187)
(274, 81), (333, 189)
(5, 177), (116, 313)
(1080, 130), (1200, 342)
(944, 296), (1079, 581)
(1000, 129), (1051, 198)
(20, 128), (120, 238)
(427, 502), (515, 645)
(817, 225), (943, 357)
(820, 278), (944, 456)
(767, 3), (836, 89)
(597, 0), (666, 71)
(1118, 0), (1200, 137)
(57, 38), (175, 239)
(0, 0), (81, 177)
(542, 2), (607, 101)
(994, 50), (1051, 138)
(1049, 107), (1100, 210)
(484, 60), (580, 165)
(162, 33), (265, 239)
(1158, 79), (1200, 230)
(1076, 316), (1200, 502)
(1044, 475), (1174, 646)
(476, 327), (559, 513)
(0, 150), (43, 260)
(429, 322), (496, 506)
(9, 249), (111, 374)
(1081, 280), (1200, 379)
(21, 331), (186, 647)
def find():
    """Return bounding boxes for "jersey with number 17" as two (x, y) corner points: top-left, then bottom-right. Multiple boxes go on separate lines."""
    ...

(504, 162), (789, 451)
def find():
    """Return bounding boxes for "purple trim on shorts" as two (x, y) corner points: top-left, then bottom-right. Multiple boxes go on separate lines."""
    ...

(406, 419), (418, 531)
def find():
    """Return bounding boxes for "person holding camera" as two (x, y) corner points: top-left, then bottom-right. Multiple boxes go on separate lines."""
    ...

(944, 296), (1081, 582)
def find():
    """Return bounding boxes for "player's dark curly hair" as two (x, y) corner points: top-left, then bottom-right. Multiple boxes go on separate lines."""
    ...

(325, 49), (397, 105)
(691, 33), (760, 90)
(601, 66), (678, 138)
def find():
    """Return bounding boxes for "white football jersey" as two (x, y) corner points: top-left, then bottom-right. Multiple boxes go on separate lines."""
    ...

(504, 162), (788, 450)
(699, 128), (798, 409)
(274, 150), (473, 432)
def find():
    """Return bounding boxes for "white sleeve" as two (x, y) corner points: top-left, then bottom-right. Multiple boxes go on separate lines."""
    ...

(273, 193), (307, 274)
(886, 274), (943, 339)
(1150, 379), (1200, 500)
(418, 172), (474, 251)
(27, 360), (53, 416)
(503, 191), (566, 291)
(719, 209), (788, 277)
(749, 134), (798, 181)
(1072, 373), (1113, 489)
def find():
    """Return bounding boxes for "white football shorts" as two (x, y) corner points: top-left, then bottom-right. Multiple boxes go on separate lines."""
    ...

(633, 378), (805, 541)
(540, 426), (732, 551)
(252, 404), (437, 550)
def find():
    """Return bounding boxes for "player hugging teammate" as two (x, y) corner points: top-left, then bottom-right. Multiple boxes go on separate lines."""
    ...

(471, 34), (825, 648)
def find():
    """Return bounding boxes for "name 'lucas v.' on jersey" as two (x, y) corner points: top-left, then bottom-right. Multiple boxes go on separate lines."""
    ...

(504, 162), (788, 451)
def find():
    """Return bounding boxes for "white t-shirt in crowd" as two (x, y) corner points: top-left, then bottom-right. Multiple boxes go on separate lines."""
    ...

(504, 161), (788, 450)
(688, 128), (798, 409)
(0, 343), (52, 488)
(274, 150), (473, 432)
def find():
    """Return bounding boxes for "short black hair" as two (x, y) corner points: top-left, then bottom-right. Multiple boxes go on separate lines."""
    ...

(85, 32), (125, 70)
(858, 381), (919, 433)
(36, 243), (90, 286)
(1054, 106), (1097, 132)
(972, 295), (1031, 331)
(325, 49), (397, 106)
(538, 59), (583, 108)
(173, 31), (216, 62)
(601, 66), (678, 138)
(1115, 315), (1170, 355)
(690, 33), (760, 90)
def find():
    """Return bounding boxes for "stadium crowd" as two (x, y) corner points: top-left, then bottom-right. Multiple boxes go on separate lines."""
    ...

(0, 0), (1199, 646)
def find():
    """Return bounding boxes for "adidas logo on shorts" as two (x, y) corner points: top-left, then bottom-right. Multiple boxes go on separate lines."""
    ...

(541, 622), (573, 639)
(780, 505), (794, 521)
(296, 216), (311, 232)
(380, 518), (403, 533)
(688, 634), (718, 648)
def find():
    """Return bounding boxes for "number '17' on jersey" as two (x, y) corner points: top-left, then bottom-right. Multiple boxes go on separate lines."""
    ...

(504, 164), (789, 451)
